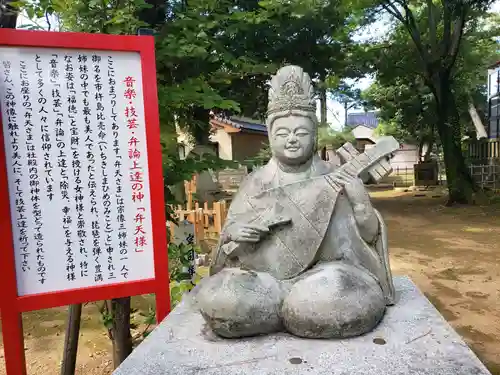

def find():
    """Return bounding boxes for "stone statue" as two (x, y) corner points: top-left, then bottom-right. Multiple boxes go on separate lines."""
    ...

(192, 65), (397, 340)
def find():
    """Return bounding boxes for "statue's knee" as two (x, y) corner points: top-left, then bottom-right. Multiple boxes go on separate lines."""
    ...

(196, 268), (286, 338)
(282, 263), (386, 339)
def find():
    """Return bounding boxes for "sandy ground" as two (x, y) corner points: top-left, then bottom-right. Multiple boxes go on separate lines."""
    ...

(1, 190), (500, 374)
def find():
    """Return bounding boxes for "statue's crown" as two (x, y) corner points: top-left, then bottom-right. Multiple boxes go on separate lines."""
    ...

(267, 65), (316, 116)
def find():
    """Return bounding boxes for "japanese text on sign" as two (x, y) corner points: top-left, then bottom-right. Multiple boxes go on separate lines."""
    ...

(0, 47), (155, 296)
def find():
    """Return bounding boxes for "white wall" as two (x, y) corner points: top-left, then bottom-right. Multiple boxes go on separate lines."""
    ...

(176, 128), (195, 159)
(210, 129), (233, 160)
(351, 125), (376, 142)
(365, 142), (419, 171)
(390, 143), (420, 171)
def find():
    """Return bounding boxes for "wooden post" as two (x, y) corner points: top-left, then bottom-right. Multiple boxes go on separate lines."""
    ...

(220, 200), (227, 226)
(110, 297), (132, 369)
(167, 221), (174, 240)
(193, 202), (203, 243)
(213, 201), (222, 235)
(203, 202), (209, 228)
(177, 205), (185, 222)
(60, 304), (83, 375)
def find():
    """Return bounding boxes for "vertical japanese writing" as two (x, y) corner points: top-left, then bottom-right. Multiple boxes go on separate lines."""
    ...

(68, 56), (88, 280)
(63, 55), (80, 282)
(3, 60), (30, 274)
(91, 54), (104, 283)
(0, 48), (156, 295)
(66, 55), (88, 280)
(79, 54), (98, 283)
(186, 233), (196, 279)
(39, 58), (54, 202)
(52, 53), (74, 282)
(107, 56), (122, 280)
(33, 55), (46, 284)
(124, 75), (144, 279)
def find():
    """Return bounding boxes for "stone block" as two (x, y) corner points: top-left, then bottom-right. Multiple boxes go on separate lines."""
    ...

(113, 276), (491, 375)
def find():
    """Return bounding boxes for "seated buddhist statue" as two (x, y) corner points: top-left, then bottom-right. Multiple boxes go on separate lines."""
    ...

(193, 65), (396, 339)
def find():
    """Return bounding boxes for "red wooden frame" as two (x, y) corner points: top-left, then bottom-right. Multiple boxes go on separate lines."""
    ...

(0, 29), (170, 375)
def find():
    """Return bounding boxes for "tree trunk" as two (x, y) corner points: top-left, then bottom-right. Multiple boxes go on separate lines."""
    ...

(0, 0), (18, 28)
(344, 101), (348, 127)
(467, 99), (487, 139)
(417, 139), (425, 163)
(191, 107), (211, 145)
(136, 0), (166, 29)
(423, 140), (433, 162)
(318, 82), (327, 126)
(111, 297), (133, 369)
(60, 304), (82, 375)
(434, 79), (478, 205)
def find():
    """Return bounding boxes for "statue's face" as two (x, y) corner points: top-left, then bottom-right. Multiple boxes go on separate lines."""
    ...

(270, 115), (315, 165)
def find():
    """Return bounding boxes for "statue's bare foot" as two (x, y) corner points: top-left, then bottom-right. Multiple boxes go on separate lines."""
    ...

(196, 268), (288, 338)
(281, 263), (385, 339)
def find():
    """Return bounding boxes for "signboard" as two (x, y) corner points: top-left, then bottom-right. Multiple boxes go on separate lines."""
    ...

(167, 220), (197, 281)
(0, 29), (170, 375)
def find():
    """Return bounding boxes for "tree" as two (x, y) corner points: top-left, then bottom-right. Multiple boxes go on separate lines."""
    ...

(364, 11), (499, 147)
(365, 16), (500, 162)
(329, 81), (365, 126)
(318, 126), (355, 149)
(214, 0), (372, 122)
(363, 74), (438, 159)
(0, 0), (18, 28)
(366, 1), (498, 204)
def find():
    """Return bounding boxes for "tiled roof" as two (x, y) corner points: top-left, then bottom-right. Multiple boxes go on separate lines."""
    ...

(489, 61), (500, 69)
(211, 116), (267, 135)
(346, 111), (379, 129)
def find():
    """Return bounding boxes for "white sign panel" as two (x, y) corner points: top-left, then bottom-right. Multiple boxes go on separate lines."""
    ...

(166, 221), (197, 279)
(489, 67), (499, 98)
(0, 47), (155, 296)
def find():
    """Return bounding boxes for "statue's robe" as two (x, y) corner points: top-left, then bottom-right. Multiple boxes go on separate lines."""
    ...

(212, 154), (395, 305)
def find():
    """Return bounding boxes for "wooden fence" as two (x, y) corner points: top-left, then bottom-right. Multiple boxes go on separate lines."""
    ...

(168, 175), (229, 243)
(466, 139), (500, 161)
(469, 164), (500, 191)
(174, 200), (228, 242)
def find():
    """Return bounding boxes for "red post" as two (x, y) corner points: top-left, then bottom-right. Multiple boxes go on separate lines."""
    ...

(140, 36), (171, 323)
(1, 310), (27, 375)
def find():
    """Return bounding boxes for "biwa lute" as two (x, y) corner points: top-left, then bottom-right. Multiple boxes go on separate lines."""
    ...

(237, 136), (400, 280)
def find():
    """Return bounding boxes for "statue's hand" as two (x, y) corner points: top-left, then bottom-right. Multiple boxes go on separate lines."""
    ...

(230, 224), (270, 243)
(332, 171), (370, 206)
(333, 171), (379, 242)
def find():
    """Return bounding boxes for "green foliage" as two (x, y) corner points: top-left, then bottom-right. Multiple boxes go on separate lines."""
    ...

(242, 142), (273, 168)
(363, 10), (500, 146)
(168, 240), (202, 308)
(15, 0), (374, 145)
(168, 241), (200, 283)
(13, 0), (150, 32)
(162, 151), (237, 222)
(318, 126), (355, 149)
(365, 0), (500, 203)
(101, 308), (114, 331)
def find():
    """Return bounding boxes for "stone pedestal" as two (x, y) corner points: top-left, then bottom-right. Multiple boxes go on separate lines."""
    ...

(113, 276), (491, 375)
